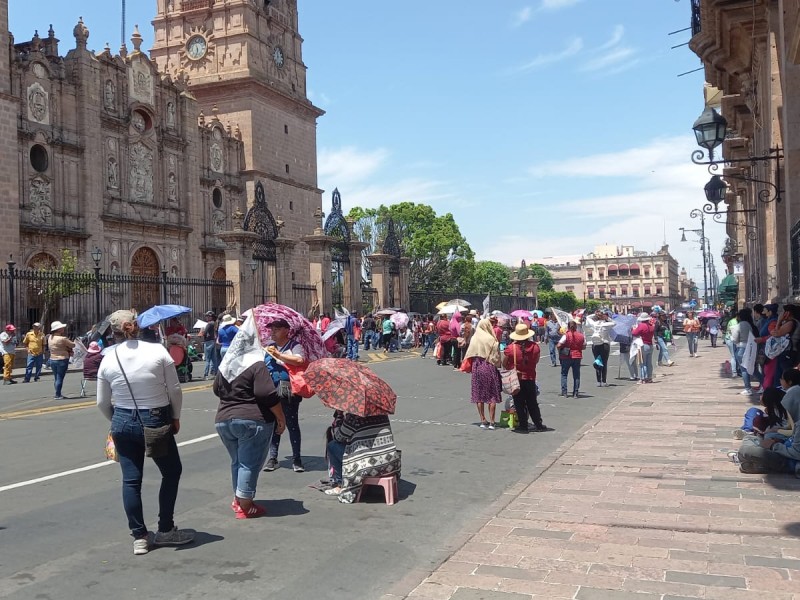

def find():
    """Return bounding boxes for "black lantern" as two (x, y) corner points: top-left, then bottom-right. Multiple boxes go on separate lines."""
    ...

(692, 107), (727, 153)
(90, 246), (102, 267)
(704, 175), (727, 211)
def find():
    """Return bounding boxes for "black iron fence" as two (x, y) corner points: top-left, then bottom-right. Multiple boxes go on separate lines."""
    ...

(0, 267), (233, 336)
(409, 290), (537, 315)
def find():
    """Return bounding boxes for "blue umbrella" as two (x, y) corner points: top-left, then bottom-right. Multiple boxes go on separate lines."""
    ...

(137, 304), (192, 328)
(611, 314), (637, 343)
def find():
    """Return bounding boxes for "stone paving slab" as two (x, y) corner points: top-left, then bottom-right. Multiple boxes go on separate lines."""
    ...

(397, 345), (800, 599)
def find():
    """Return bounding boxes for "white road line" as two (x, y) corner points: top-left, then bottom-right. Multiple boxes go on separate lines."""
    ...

(0, 433), (219, 493)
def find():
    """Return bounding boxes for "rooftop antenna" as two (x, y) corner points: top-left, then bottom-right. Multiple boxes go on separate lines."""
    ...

(121, 0), (126, 48)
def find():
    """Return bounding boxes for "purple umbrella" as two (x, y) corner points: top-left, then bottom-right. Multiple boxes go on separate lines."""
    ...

(252, 303), (328, 362)
(510, 310), (532, 319)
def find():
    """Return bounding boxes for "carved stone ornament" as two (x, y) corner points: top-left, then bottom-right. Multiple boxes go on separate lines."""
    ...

(32, 62), (47, 79)
(128, 61), (153, 105)
(110, 240), (119, 257)
(131, 111), (146, 133)
(166, 101), (176, 129)
(27, 82), (49, 124)
(212, 209), (226, 233)
(129, 142), (154, 203)
(210, 143), (224, 173)
(104, 80), (115, 112)
(29, 177), (53, 225)
(107, 157), (119, 189)
(167, 172), (177, 201)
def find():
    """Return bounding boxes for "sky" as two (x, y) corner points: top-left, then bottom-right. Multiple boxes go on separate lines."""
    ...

(10, 0), (725, 293)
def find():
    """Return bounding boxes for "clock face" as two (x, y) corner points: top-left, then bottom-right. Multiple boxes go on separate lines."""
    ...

(186, 35), (207, 60)
(273, 46), (285, 68)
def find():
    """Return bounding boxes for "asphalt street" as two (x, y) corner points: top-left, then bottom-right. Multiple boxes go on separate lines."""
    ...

(0, 342), (669, 599)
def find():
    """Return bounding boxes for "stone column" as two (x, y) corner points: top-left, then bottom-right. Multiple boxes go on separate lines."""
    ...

(368, 253), (390, 309)
(525, 276), (540, 306)
(399, 257), (412, 310)
(274, 237), (296, 306)
(348, 241), (369, 315)
(302, 229), (336, 314)
(216, 229), (259, 314)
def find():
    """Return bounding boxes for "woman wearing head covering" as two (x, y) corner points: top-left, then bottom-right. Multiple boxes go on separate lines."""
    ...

(502, 322), (547, 433)
(450, 310), (464, 369)
(463, 319), (502, 429)
(82, 341), (104, 381)
(631, 313), (655, 383)
(96, 310), (193, 555)
(755, 303), (779, 388)
(214, 314), (286, 518)
(48, 320), (74, 399)
(217, 314), (239, 359)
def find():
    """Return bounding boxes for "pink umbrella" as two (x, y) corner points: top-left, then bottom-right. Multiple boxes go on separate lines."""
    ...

(252, 303), (328, 362)
(510, 310), (532, 319)
(390, 312), (409, 329)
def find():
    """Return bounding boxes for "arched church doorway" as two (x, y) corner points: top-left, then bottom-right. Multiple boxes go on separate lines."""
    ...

(131, 246), (160, 311)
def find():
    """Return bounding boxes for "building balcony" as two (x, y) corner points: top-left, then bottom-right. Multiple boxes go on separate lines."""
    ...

(181, 0), (213, 12)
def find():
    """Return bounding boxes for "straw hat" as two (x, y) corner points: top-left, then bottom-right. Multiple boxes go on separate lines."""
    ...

(220, 314), (236, 327)
(50, 320), (68, 332)
(637, 312), (651, 322)
(509, 322), (535, 341)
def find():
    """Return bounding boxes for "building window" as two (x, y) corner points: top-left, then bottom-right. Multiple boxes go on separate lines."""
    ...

(284, 124), (289, 134)
(285, 164), (290, 174)
(644, 286), (651, 295)
(30, 144), (48, 172)
(212, 188), (222, 208)
(621, 286), (628, 296)
(644, 267), (651, 277)
(656, 266), (662, 276)
(289, 201), (293, 211)
(656, 286), (663, 295)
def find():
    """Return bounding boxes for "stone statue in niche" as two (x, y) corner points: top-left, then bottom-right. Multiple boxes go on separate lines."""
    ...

(210, 143), (223, 172)
(131, 111), (146, 134)
(29, 177), (53, 225)
(129, 143), (154, 203)
(167, 172), (177, 201)
(166, 101), (176, 129)
(104, 80), (115, 112)
(212, 209), (226, 233)
(107, 157), (119, 189)
(27, 82), (49, 124)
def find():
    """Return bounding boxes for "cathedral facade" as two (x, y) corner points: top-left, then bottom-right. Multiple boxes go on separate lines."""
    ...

(2, 0), (333, 314)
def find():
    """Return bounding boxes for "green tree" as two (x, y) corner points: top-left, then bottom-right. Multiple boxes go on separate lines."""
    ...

(457, 260), (512, 294)
(538, 290), (579, 312)
(30, 249), (94, 327)
(530, 264), (554, 291)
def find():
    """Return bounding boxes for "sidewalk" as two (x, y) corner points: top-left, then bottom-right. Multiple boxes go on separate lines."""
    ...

(393, 343), (800, 600)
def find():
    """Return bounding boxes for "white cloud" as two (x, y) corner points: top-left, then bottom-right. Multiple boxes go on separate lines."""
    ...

(579, 24), (640, 75)
(599, 25), (625, 50)
(317, 146), (389, 189)
(476, 135), (726, 281)
(505, 37), (583, 74)
(540, 0), (582, 10)
(511, 6), (533, 28)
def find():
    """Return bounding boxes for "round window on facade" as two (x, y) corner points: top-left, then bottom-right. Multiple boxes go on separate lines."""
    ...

(212, 188), (223, 208)
(30, 144), (48, 172)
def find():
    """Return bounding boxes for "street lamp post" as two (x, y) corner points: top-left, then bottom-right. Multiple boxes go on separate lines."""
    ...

(91, 247), (102, 324)
(679, 209), (710, 308)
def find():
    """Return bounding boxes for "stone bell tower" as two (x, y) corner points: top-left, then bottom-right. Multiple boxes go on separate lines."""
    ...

(0, 0), (20, 264)
(151, 0), (324, 283)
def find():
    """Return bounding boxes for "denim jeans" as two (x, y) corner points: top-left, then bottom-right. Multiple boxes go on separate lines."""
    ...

(24, 353), (43, 382)
(686, 332), (698, 355)
(548, 339), (559, 366)
(216, 418), (273, 499)
(420, 333), (435, 357)
(735, 346), (752, 391)
(656, 337), (671, 364)
(203, 340), (219, 377)
(269, 395), (301, 462)
(726, 339), (738, 373)
(111, 406), (182, 538)
(346, 335), (359, 360)
(639, 344), (653, 380)
(560, 357), (581, 394)
(327, 439), (346, 485)
(50, 358), (69, 397)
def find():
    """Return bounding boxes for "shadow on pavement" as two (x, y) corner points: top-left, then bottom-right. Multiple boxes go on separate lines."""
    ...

(261, 498), (309, 517)
(174, 531), (224, 550)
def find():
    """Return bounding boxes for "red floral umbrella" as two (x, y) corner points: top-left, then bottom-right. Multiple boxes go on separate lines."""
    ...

(304, 358), (397, 417)
(251, 303), (327, 362)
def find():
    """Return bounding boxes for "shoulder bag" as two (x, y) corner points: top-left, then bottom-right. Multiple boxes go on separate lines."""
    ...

(500, 347), (520, 396)
(115, 347), (174, 458)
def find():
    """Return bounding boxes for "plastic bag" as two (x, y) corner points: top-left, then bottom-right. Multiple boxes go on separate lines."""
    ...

(105, 431), (119, 462)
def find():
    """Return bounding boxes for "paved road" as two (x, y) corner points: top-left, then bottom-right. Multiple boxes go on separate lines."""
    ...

(0, 343), (675, 599)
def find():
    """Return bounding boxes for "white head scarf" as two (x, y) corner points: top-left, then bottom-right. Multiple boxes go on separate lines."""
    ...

(218, 312), (265, 383)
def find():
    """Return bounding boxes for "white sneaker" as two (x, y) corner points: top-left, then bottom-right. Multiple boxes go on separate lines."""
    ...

(133, 537), (150, 555)
(739, 389), (754, 396)
(487, 423), (495, 430)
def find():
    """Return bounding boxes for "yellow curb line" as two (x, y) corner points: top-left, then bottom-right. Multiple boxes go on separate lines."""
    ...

(0, 383), (213, 420)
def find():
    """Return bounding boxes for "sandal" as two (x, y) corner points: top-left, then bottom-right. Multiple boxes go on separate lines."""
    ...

(324, 487), (342, 496)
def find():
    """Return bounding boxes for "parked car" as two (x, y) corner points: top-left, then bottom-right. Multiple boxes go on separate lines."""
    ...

(672, 311), (687, 335)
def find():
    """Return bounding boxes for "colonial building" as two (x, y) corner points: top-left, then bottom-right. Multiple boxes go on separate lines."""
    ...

(688, 0), (800, 306)
(580, 244), (683, 312)
(0, 0), (386, 325)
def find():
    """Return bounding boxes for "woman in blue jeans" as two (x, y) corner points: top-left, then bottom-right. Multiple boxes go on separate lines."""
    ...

(213, 326), (285, 519)
(96, 310), (193, 555)
(47, 321), (74, 399)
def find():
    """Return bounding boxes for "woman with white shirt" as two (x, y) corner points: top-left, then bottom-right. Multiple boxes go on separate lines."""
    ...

(585, 310), (615, 387)
(97, 310), (194, 556)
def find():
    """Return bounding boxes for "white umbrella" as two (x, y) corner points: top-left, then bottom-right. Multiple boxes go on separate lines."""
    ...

(438, 304), (469, 316)
(446, 299), (471, 307)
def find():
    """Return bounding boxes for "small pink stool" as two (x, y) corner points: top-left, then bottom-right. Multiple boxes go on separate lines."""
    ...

(356, 475), (398, 505)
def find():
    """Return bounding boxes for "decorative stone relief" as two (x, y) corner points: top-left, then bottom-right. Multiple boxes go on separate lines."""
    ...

(167, 172), (177, 201)
(107, 137), (117, 152)
(131, 111), (146, 133)
(107, 157), (119, 189)
(129, 143), (154, 203)
(212, 209), (226, 233)
(104, 80), (115, 112)
(27, 82), (49, 124)
(128, 61), (153, 105)
(29, 177), (52, 225)
(210, 143), (223, 172)
(170, 247), (179, 261)
(166, 101), (176, 129)
(110, 240), (119, 257)
(32, 62), (47, 79)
